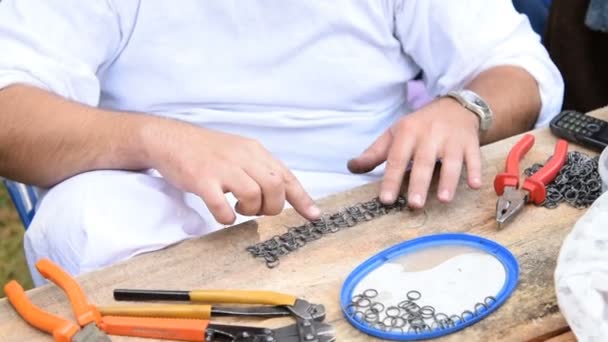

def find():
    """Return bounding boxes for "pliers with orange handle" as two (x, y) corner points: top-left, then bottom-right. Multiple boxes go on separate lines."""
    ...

(494, 133), (568, 228)
(4, 258), (111, 342)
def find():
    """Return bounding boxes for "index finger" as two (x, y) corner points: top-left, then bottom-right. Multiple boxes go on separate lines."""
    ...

(281, 168), (321, 220)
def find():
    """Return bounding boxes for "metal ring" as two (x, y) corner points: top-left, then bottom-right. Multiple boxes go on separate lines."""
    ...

(363, 212), (375, 221)
(435, 318), (454, 329)
(474, 302), (488, 315)
(351, 295), (363, 304)
(356, 297), (371, 308)
(386, 306), (401, 318)
(461, 310), (475, 321)
(391, 316), (407, 328)
(450, 314), (462, 325)
(294, 236), (307, 247)
(264, 255), (280, 268)
(564, 188), (578, 201)
(544, 201), (559, 209)
(484, 296), (497, 307)
(401, 311), (418, 322)
(409, 325), (430, 334)
(370, 302), (385, 313)
(398, 300), (412, 308)
(420, 306), (435, 318)
(408, 317), (425, 327)
(587, 179), (601, 192)
(407, 290), (421, 301)
(364, 311), (379, 323)
(381, 316), (405, 330)
(419, 324), (432, 333)
(382, 316), (395, 327)
(404, 302), (420, 313)
(363, 289), (378, 298)
(430, 320), (444, 331)
(433, 313), (449, 322)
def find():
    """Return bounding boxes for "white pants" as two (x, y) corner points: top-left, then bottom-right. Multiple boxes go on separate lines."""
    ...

(24, 169), (380, 286)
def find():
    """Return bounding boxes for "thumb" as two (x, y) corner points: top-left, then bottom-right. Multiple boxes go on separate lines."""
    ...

(347, 131), (392, 174)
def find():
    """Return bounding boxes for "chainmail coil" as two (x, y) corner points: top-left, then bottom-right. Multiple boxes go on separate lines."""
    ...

(524, 151), (601, 209)
(246, 196), (408, 268)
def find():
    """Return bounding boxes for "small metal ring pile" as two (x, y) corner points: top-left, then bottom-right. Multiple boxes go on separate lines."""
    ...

(524, 151), (601, 209)
(346, 288), (496, 334)
(246, 196), (408, 268)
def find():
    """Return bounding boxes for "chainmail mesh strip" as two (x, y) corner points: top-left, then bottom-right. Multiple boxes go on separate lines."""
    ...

(246, 196), (408, 268)
(524, 151), (601, 209)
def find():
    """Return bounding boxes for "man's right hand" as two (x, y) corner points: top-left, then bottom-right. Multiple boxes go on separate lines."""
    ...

(0, 85), (319, 225)
(140, 118), (321, 225)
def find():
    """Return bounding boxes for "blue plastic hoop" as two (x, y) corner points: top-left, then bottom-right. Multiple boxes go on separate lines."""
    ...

(340, 233), (519, 340)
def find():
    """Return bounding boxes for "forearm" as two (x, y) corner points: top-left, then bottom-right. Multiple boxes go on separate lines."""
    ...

(466, 66), (542, 145)
(0, 84), (154, 187)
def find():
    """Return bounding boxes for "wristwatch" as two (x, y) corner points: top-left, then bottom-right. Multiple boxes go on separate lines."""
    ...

(445, 89), (493, 132)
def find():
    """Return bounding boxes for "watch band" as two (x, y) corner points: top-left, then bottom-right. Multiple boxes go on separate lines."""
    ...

(445, 90), (493, 132)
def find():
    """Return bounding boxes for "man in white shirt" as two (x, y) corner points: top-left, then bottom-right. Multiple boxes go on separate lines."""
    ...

(0, 0), (563, 285)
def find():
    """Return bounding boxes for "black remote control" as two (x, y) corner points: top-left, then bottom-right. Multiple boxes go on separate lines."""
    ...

(550, 110), (608, 152)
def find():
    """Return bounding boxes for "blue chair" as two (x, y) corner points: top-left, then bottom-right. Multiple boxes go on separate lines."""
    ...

(2, 179), (38, 229)
(513, 0), (552, 36)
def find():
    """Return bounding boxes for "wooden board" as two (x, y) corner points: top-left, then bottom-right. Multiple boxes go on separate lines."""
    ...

(1, 107), (606, 341)
(545, 330), (577, 342)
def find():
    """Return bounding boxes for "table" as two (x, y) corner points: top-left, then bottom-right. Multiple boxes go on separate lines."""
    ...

(2, 107), (606, 341)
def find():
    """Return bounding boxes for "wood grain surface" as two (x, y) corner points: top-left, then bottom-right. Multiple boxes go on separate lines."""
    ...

(2, 108), (605, 341)
(545, 330), (576, 342)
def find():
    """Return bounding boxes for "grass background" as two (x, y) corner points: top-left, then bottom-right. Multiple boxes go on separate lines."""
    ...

(0, 184), (33, 298)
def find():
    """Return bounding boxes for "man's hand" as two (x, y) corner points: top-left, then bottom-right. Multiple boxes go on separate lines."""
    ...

(347, 66), (542, 208)
(141, 119), (321, 225)
(0, 86), (320, 225)
(347, 98), (483, 208)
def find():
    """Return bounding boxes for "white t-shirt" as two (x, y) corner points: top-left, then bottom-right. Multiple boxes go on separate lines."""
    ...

(0, 0), (563, 199)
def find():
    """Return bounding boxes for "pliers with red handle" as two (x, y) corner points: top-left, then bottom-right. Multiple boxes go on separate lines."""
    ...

(494, 134), (568, 228)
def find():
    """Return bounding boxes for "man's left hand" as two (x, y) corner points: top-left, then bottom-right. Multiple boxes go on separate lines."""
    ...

(348, 98), (483, 208)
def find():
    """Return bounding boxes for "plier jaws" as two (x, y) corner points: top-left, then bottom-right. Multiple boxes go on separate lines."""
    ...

(495, 186), (527, 227)
(494, 134), (568, 228)
(288, 298), (326, 321)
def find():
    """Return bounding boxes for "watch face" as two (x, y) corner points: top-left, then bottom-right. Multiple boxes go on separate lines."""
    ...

(446, 90), (492, 131)
(462, 91), (486, 109)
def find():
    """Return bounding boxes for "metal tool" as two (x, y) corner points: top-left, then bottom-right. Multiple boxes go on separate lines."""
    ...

(207, 319), (334, 342)
(99, 303), (294, 319)
(99, 316), (335, 342)
(494, 134), (568, 227)
(4, 259), (111, 342)
(113, 288), (326, 322)
(110, 289), (331, 341)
